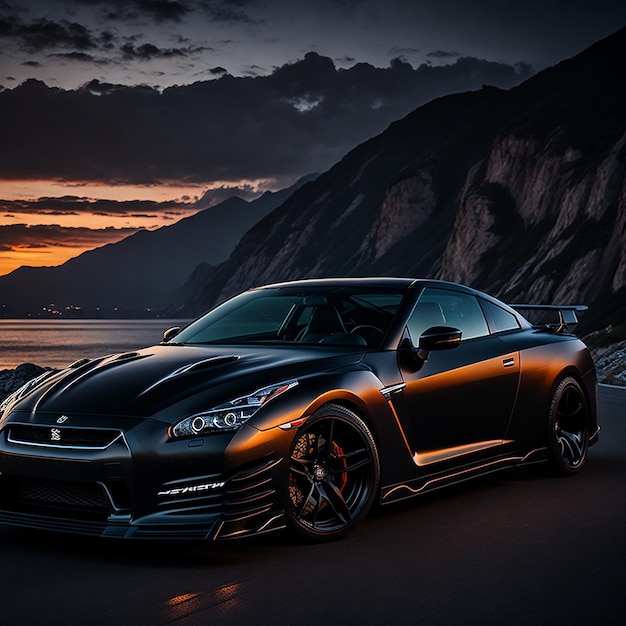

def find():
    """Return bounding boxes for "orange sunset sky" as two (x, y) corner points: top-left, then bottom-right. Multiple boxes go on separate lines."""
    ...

(0, 178), (269, 276)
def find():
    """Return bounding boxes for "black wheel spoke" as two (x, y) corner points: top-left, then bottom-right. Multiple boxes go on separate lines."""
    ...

(318, 419), (335, 461)
(329, 449), (370, 474)
(295, 482), (317, 520)
(317, 477), (351, 524)
(558, 428), (584, 464)
(289, 456), (312, 477)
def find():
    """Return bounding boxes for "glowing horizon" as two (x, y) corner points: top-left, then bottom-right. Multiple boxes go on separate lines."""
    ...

(2, 179), (225, 203)
(0, 177), (279, 276)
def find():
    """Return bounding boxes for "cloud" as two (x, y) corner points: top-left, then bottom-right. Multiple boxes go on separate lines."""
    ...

(90, 0), (190, 23)
(120, 42), (210, 60)
(0, 199), (188, 218)
(0, 3), (208, 69)
(95, 0), (253, 25)
(134, 0), (190, 22)
(427, 50), (462, 60)
(1, 16), (98, 52)
(0, 52), (532, 185)
(197, 0), (261, 24)
(0, 197), (187, 217)
(0, 223), (140, 250)
(49, 52), (99, 63)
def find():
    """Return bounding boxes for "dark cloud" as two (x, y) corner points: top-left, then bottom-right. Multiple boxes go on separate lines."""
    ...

(427, 50), (461, 60)
(136, 0), (189, 22)
(99, 0), (252, 25)
(389, 47), (420, 57)
(49, 52), (98, 63)
(33, 210), (80, 216)
(0, 52), (533, 185)
(92, 0), (189, 23)
(121, 42), (186, 60)
(0, 223), (140, 250)
(0, 197), (187, 216)
(197, 0), (261, 24)
(120, 42), (211, 61)
(1, 16), (98, 52)
(0, 4), (204, 68)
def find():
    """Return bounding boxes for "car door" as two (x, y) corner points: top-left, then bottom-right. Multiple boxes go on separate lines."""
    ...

(399, 287), (520, 468)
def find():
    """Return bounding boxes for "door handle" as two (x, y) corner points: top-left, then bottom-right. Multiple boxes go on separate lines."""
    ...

(503, 357), (515, 368)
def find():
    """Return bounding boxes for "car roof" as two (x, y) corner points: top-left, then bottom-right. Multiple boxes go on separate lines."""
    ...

(254, 277), (483, 295)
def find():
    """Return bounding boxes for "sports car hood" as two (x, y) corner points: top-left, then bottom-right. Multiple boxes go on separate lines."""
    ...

(8, 344), (366, 422)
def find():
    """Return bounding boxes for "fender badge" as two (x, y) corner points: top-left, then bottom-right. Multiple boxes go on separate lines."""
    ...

(57, 415), (69, 424)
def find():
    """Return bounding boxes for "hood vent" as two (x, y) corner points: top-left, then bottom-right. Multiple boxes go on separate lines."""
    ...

(140, 355), (240, 396)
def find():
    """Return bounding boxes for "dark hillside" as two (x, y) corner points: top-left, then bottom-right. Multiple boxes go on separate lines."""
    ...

(170, 27), (626, 345)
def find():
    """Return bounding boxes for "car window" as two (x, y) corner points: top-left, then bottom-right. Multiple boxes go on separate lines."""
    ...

(171, 287), (406, 347)
(408, 288), (490, 341)
(480, 299), (520, 333)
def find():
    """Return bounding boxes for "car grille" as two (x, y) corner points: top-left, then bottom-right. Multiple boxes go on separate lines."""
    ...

(19, 477), (109, 511)
(7, 425), (123, 448)
(0, 475), (111, 523)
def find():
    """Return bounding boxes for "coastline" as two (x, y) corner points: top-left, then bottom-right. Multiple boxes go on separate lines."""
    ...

(0, 363), (52, 401)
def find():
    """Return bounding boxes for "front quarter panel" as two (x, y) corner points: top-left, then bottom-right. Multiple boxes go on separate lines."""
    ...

(237, 364), (417, 495)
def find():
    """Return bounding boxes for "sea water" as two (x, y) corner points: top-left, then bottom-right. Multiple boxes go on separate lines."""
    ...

(0, 319), (190, 370)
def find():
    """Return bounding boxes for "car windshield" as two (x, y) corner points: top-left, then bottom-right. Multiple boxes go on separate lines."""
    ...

(170, 285), (407, 348)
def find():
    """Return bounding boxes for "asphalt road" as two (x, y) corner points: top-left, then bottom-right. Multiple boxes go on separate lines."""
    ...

(0, 385), (624, 626)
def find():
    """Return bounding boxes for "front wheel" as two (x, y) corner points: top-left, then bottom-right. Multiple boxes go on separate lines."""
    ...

(547, 376), (589, 476)
(285, 404), (380, 541)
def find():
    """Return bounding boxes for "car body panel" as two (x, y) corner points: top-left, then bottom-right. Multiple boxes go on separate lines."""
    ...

(0, 278), (598, 540)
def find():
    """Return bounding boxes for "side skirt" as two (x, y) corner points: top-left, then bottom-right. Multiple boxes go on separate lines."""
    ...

(380, 447), (547, 505)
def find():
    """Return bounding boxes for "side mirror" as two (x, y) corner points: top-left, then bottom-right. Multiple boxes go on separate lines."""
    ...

(163, 326), (181, 342)
(416, 326), (462, 361)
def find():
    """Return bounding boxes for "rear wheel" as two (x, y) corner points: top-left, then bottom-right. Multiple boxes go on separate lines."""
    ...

(547, 376), (589, 476)
(285, 404), (380, 541)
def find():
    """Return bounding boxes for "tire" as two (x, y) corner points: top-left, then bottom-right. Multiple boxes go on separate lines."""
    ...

(546, 376), (589, 476)
(285, 404), (380, 541)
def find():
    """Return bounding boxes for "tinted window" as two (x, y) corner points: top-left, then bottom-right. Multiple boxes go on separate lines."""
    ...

(480, 299), (520, 333)
(170, 286), (406, 348)
(408, 288), (489, 341)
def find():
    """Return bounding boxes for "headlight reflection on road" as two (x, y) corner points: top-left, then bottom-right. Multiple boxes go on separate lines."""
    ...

(163, 583), (243, 621)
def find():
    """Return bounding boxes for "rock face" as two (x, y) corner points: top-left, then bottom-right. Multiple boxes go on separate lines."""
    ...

(439, 130), (626, 311)
(0, 364), (49, 401)
(359, 170), (437, 263)
(171, 28), (626, 346)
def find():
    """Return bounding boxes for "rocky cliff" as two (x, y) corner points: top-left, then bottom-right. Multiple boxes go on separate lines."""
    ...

(170, 27), (626, 349)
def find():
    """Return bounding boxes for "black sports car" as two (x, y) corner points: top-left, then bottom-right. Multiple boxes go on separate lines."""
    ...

(0, 278), (598, 541)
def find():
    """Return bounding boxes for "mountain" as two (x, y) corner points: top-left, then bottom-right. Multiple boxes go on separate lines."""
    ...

(169, 27), (626, 345)
(0, 175), (316, 315)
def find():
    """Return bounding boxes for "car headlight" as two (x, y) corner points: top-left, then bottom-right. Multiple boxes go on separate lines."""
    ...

(171, 379), (298, 438)
(0, 370), (56, 418)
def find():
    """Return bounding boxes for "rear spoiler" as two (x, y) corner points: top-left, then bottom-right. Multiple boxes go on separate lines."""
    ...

(510, 304), (587, 335)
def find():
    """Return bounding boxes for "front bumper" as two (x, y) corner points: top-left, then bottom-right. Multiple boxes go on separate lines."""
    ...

(0, 415), (289, 540)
